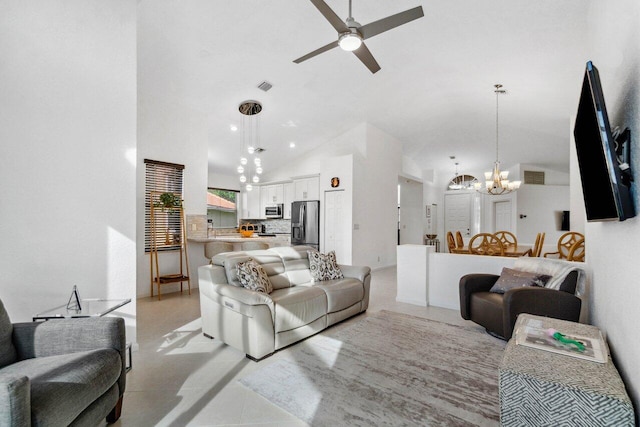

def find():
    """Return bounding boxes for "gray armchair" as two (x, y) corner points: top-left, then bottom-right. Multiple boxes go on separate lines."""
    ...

(0, 299), (126, 426)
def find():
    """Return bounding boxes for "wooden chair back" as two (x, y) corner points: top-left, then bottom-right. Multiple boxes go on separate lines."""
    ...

(544, 231), (584, 259)
(468, 233), (505, 256)
(446, 231), (456, 253)
(494, 231), (517, 248)
(532, 232), (546, 257)
(455, 231), (464, 248)
(567, 238), (585, 262)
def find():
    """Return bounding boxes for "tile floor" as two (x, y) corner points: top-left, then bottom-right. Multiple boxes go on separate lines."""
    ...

(112, 266), (476, 426)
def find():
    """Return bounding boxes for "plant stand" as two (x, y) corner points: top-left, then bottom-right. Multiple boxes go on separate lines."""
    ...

(149, 192), (191, 300)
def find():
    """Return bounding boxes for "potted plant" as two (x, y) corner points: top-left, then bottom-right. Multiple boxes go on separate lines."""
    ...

(156, 192), (182, 212)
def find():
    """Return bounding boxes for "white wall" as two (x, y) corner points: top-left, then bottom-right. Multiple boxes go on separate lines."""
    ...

(137, 5), (209, 297)
(399, 178), (424, 245)
(0, 1), (137, 344)
(352, 124), (403, 268)
(515, 184), (570, 250)
(578, 0), (640, 414)
(208, 172), (241, 191)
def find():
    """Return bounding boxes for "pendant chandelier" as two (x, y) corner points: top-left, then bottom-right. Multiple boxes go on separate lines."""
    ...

(474, 84), (521, 195)
(237, 100), (264, 191)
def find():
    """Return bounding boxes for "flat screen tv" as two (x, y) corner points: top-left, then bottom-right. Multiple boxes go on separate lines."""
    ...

(573, 61), (635, 221)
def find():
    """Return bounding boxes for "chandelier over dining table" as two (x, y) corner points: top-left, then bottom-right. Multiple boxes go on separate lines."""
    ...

(474, 84), (521, 195)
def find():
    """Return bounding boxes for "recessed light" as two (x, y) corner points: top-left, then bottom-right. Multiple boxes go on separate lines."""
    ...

(289, 142), (296, 148)
(230, 124), (238, 132)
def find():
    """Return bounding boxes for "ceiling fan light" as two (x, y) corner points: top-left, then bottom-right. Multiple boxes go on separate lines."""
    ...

(339, 33), (362, 51)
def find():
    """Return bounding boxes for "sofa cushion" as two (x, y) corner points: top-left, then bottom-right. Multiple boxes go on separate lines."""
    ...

(0, 299), (17, 369)
(237, 259), (273, 294)
(270, 287), (327, 333)
(214, 250), (291, 289)
(308, 250), (344, 281)
(311, 278), (364, 313)
(489, 267), (552, 294)
(1, 348), (121, 426)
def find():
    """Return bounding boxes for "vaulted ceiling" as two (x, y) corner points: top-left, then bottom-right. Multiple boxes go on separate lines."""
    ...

(138, 0), (590, 181)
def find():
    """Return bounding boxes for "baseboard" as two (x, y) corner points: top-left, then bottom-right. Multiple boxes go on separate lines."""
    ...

(395, 296), (427, 307)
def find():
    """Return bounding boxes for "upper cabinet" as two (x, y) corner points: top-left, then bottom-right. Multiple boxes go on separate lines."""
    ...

(243, 186), (262, 219)
(283, 182), (294, 219)
(293, 176), (320, 201)
(262, 184), (284, 206)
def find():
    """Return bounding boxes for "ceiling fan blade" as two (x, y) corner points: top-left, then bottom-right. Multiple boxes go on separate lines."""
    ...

(293, 40), (340, 64)
(360, 6), (424, 40)
(352, 42), (381, 74)
(310, 0), (350, 33)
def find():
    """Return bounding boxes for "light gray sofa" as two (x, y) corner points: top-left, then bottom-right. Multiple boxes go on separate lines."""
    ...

(198, 246), (371, 360)
(0, 299), (126, 426)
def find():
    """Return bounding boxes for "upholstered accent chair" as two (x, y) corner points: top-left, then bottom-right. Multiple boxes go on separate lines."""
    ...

(0, 299), (126, 426)
(459, 258), (584, 340)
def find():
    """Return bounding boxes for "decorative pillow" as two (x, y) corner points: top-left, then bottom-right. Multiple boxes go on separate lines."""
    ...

(308, 250), (344, 281)
(489, 267), (552, 294)
(236, 258), (273, 293)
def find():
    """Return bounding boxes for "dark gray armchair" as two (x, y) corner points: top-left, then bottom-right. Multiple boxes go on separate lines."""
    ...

(459, 271), (581, 340)
(0, 299), (126, 426)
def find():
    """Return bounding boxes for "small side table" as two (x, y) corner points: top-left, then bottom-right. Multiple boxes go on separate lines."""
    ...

(34, 298), (132, 372)
(499, 314), (634, 426)
(423, 237), (440, 252)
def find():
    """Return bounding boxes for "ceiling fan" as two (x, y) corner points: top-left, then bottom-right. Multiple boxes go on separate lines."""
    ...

(294, 0), (424, 74)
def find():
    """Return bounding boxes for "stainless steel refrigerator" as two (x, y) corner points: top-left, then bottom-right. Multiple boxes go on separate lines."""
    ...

(291, 200), (320, 250)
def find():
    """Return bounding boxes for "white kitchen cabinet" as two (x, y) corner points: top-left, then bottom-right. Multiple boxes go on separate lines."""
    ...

(243, 186), (262, 219)
(283, 182), (294, 219)
(266, 184), (284, 205)
(293, 176), (320, 201)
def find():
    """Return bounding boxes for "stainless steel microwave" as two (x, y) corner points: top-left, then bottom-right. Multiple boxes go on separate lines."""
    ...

(265, 204), (283, 219)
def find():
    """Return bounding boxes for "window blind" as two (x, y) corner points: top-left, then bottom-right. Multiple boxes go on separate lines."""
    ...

(144, 159), (185, 252)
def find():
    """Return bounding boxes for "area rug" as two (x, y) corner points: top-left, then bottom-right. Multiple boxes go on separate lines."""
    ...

(239, 310), (506, 426)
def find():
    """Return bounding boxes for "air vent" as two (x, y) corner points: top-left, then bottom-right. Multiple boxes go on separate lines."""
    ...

(524, 170), (545, 185)
(257, 81), (273, 92)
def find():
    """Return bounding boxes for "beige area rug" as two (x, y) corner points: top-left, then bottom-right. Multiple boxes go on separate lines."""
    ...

(239, 310), (506, 426)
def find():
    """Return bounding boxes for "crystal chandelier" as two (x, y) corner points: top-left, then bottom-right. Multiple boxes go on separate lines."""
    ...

(474, 84), (521, 195)
(237, 100), (264, 191)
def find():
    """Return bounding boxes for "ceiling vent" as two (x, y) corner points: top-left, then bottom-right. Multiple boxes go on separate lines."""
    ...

(524, 170), (545, 185)
(257, 81), (273, 92)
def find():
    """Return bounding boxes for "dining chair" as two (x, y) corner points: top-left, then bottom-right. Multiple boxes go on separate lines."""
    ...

(527, 232), (546, 257)
(494, 230), (517, 248)
(544, 231), (584, 259)
(468, 233), (505, 256)
(446, 231), (456, 253)
(455, 231), (465, 249)
(567, 238), (585, 262)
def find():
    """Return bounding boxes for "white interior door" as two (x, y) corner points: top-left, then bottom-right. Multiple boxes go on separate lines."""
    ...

(324, 190), (347, 263)
(445, 192), (472, 240)
(494, 200), (512, 231)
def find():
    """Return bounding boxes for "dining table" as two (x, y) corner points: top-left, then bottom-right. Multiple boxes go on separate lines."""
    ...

(451, 244), (532, 257)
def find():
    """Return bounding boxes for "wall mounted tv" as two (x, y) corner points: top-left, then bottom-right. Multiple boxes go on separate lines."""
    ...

(573, 61), (635, 221)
